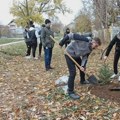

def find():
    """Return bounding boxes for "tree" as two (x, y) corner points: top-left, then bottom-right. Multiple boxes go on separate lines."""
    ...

(75, 11), (92, 33)
(10, 0), (70, 27)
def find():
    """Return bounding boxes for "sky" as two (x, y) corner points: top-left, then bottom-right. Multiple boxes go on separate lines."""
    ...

(0, 0), (83, 25)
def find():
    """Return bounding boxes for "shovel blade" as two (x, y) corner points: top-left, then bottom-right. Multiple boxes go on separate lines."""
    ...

(88, 75), (98, 84)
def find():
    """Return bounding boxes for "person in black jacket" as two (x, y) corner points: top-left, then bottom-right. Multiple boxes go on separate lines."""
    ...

(23, 26), (31, 56)
(64, 28), (71, 47)
(28, 24), (39, 59)
(104, 32), (120, 81)
(38, 24), (45, 59)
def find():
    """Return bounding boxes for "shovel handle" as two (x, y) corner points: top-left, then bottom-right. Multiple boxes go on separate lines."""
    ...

(50, 35), (86, 73)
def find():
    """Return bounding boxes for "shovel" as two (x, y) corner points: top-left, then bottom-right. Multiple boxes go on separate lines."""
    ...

(50, 35), (98, 85)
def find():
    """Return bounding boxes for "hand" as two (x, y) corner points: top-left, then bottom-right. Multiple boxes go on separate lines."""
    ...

(80, 66), (85, 72)
(103, 56), (108, 61)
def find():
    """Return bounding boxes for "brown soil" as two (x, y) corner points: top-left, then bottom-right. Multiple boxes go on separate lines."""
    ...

(90, 82), (120, 104)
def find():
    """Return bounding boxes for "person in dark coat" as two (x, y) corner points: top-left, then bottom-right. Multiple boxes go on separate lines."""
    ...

(27, 24), (39, 59)
(38, 24), (45, 59)
(41, 19), (54, 71)
(23, 26), (31, 56)
(64, 28), (71, 47)
(104, 32), (120, 81)
(59, 33), (101, 99)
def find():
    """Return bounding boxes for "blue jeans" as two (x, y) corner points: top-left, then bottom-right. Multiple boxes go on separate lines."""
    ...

(44, 47), (53, 69)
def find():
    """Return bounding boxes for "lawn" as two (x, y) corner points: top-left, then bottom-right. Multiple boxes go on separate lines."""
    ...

(0, 38), (24, 44)
(0, 41), (120, 119)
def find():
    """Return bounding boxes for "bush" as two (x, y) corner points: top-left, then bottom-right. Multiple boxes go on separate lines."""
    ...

(98, 63), (112, 85)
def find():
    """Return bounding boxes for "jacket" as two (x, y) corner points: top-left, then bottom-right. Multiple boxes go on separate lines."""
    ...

(28, 27), (39, 44)
(59, 33), (92, 67)
(41, 27), (54, 48)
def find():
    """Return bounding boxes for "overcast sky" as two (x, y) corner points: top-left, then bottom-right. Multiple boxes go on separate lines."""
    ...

(0, 0), (83, 25)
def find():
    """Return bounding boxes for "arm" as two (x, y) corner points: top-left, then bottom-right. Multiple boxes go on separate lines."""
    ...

(81, 54), (90, 68)
(105, 35), (117, 56)
(59, 33), (89, 47)
(59, 34), (70, 47)
(41, 28), (46, 47)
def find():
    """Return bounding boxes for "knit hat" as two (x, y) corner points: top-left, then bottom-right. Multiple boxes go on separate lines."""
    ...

(45, 19), (51, 24)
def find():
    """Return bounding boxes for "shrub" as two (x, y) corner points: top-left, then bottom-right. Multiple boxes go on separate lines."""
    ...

(98, 63), (112, 85)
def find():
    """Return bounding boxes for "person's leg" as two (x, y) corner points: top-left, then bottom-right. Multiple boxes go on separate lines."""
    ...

(65, 55), (80, 99)
(38, 42), (42, 57)
(44, 47), (50, 70)
(26, 42), (31, 56)
(49, 48), (53, 68)
(65, 55), (76, 92)
(75, 58), (86, 84)
(114, 51), (120, 74)
(32, 43), (37, 58)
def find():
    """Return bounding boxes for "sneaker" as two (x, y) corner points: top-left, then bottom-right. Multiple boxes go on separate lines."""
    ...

(118, 76), (120, 82)
(110, 73), (119, 79)
(69, 93), (80, 100)
(33, 57), (38, 60)
(49, 66), (54, 69)
(80, 80), (90, 84)
(25, 56), (31, 59)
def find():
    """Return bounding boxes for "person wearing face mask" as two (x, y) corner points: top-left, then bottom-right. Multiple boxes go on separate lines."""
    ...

(41, 19), (54, 71)
(64, 28), (71, 47)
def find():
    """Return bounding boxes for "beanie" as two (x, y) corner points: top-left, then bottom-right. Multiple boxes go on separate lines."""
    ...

(45, 19), (51, 24)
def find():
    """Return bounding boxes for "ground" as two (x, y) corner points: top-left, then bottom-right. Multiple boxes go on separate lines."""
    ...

(90, 82), (120, 104)
(0, 42), (120, 119)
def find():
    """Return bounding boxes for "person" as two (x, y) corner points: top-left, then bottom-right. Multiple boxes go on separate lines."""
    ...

(41, 19), (54, 71)
(104, 32), (120, 81)
(23, 26), (31, 57)
(59, 33), (101, 99)
(38, 24), (45, 59)
(28, 24), (39, 59)
(63, 28), (71, 47)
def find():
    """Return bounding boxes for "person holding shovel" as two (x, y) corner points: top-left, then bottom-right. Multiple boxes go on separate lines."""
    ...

(104, 32), (120, 81)
(59, 33), (101, 99)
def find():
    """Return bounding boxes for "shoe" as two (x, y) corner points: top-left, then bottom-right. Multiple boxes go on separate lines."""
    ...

(25, 56), (31, 59)
(38, 56), (41, 59)
(69, 93), (80, 100)
(49, 66), (54, 69)
(118, 76), (120, 82)
(33, 57), (38, 60)
(80, 80), (90, 84)
(110, 73), (119, 79)
(46, 68), (50, 71)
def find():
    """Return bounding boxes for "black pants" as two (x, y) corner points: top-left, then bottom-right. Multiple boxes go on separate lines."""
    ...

(25, 41), (31, 56)
(31, 42), (37, 58)
(114, 51), (120, 74)
(39, 42), (42, 56)
(65, 55), (85, 92)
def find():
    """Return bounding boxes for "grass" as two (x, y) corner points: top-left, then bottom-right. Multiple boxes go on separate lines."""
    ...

(0, 42), (26, 57)
(0, 38), (24, 44)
